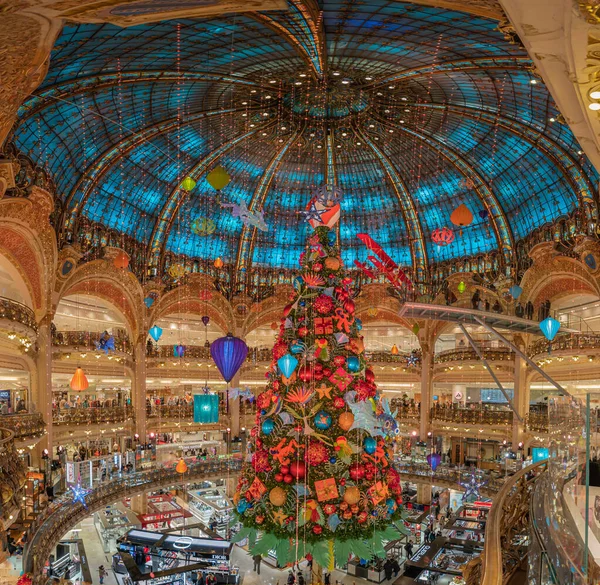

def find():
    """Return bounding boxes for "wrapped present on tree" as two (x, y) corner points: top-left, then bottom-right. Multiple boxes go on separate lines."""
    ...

(315, 477), (339, 502)
(247, 477), (267, 500)
(314, 316), (333, 334)
(329, 366), (353, 391)
(367, 481), (390, 505)
(348, 336), (365, 354)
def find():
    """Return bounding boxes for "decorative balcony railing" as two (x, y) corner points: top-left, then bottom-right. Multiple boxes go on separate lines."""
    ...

(434, 346), (514, 364)
(525, 411), (549, 433)
(53, 329), (132, 354)
(23, 458), (242, 583)
(389, 400), (421, 419)
(463, 460), (548, 585)
(528, 332), (600, 359)
(52, 406), (133, 426)
(0, 427), (27, 525)
(430, 405), (513, 426)
(0, 296), (37, 333)
(0, 412), (46, 440)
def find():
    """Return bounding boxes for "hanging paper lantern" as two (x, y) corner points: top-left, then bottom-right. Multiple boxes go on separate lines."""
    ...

(201, 315), (210, 326)
(176, 458), (188, 474)
(457, 281), (466, 294)
(390, 344), (399, 355)
(478, 209), (489, 220)
(450, 204), (474, 229)
(207, 166), (231, 191)
(509, 285), (523, 300)
(214, 257), (224, 268)
(278, 354), (299, 378)
(210, 334), (248, 382)
(149, 325), (163, 342)
(363, 437), (377, 455)
(173, 344), (185, 358)
(181, 177), (197, 192)
(426, 453), (441, 472)
(540, 316), (561, 341)
(113, 251), (130, 270)
(412, 323), (420, 335)
(70, 367), (88, 391)
(144, 297), (155, 308)
(431, 227), (455, 246)
(168, 263), (185, 280)
(193, 394), (219, 423)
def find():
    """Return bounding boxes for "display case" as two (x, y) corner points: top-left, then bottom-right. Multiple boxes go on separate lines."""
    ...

(188, 485), (233, 537)
(94, 503), (141, 553)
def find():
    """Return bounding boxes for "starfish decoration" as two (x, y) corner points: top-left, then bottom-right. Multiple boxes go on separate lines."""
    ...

(315, 184), (343, 207)
(459, 470), (487, 502)
(299, 200), (326, 224)
(71, 483), (91, 508)
(315, 383), (333, 399)
(272, 509), (288, 525)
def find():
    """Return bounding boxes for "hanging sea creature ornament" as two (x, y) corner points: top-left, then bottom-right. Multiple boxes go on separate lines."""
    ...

(221, 200), (268, 231)
(95, 331), (115, 354)
(314, 184), (344, 207)
(354, 233), (413, 289)
(207, 166), (230, 191)
(278, 354), (299, 379)
(450, 204), (473, 236)
(191, 217), (216, 236)
(431, 227), (455, 247)
(509, 285), (523, 300)
(149, 325), (163, 342)
(181, 177), (197, 192)
(540, 316), (561, 341)
(71, 482), (91, 507)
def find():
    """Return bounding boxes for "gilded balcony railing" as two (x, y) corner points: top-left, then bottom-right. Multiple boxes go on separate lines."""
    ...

(525, 407), (549, 433)
(52, 329), (132, 354)
(0, 427), (27, 525)
(431, 405), (513, 426)
(0, 296), (37, 332)
(463, 460), (548, 585)
(434, 346), (514, 364)
(528, 332), (600, 359)
(0, 412), (45, 439)
(52, 406), (133, 426)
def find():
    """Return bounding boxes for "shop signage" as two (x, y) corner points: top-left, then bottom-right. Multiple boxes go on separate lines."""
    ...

(172, 536), (193, 549)
(0, 391), (10, 400)
(138, 510), (187, 523)
(411, 544), (431, 563)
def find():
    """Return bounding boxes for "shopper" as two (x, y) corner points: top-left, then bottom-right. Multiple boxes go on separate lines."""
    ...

(404, 541), (413, 558)
(384, 559), (393, 581)
(98, 565), (108, 584)
(324, 573), (330, 585)
(287, 570), (296, 585)
(253, 553), (262, 574)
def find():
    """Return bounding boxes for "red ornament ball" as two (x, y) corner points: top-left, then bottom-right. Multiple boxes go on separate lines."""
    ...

(333, 355), (346, 367)
(283, 474), (293, 484)
(306, 440), (329, 466)
(365, 368), (375, 384)
(256, 515), (265, 525)
(313, 262), (323, 272)
(349, 463), (365, 481)
(314, 294), (335, 315)
(298, 366), (312, 382)
(357, 511), (368, 524)
(333, 396), (346, 409)
(280, 465), (289, 475)
(312, 525), (323, 535)
(275, 473), (284, 482)
(298, 326), (309, 337)
(344, 299), (355, 314)
(289, 461), (306, 479)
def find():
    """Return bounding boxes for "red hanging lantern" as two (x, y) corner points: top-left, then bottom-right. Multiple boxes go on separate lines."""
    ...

(113, 251), (130, 270)
(431, 227), (455, 247)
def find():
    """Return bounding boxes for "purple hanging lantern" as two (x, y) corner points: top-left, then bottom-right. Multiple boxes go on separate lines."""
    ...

(202, 315), (210, 326)
(426, 453), (441, 472)
(210, 333), (248, 382)
(174, 344), (185, 358)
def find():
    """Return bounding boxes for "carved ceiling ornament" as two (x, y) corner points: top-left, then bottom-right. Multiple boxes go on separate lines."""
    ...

(579, 0), (600, 25)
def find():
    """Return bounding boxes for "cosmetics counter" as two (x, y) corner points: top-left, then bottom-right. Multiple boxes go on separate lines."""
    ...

(44, 539), (92, 583)
(187, 485), (234, 538)
(94, 502), (141, 553)
(443, 503), (490, 543)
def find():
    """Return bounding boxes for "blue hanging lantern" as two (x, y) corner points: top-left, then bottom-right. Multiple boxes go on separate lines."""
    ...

(174, 344), (185, 358)
(210, 333), (249, 382)
(149, 325), (163, 342)
(144, 297), (155, 308)
(509, 285), (523, 300)
(540, 316), (560, 341)
(193, 394), (219, 423)
(278, 354), (298, 378)
(427, 452), (441, 472)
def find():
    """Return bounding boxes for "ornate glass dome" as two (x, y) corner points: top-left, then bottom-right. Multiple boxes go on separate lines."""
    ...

(11, 0), (598, 284)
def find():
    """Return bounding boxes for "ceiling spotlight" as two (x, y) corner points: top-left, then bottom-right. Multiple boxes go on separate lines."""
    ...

(242, 113), (247, 117)
(404, 109), (410, 112)
(262, 112), (269, 116)
(374, 137), (379, 141)
(589, 103), (600, 110)
(337, 145), (342, 148)
(278, 139), (284, 143)
(401, 97), (408, 101)
(369, 124), (375, 128)
(530, 79), (537, 84)
(578, 150), (584, 155)
(317, 145), (322, 149)
(299, 73), (307, 78)
(388, 85), (395, 90)
(356, 142), (362, 145)
(549, 117), (556, 122)
(310, 133), (315, 137)
(242, 101), (247, 105)
(385, 109), (390, 113)
(365, 76), (373, 81)
(269, 80), (277, 84)
(333, 71), (341, 76)
(250, 124), (255, 127)
(250, 89), (257, 93)
(342, 79), (350, 85)
(377, 92), (383, 96)
(295, 81), (302, 85)
(281, 126), (287, 130)
(388, 129), (394, 133)
(342, 132), (347, 136)
(399, 120), (405, 124)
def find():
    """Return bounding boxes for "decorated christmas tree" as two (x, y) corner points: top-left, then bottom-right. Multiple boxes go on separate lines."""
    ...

(234, 204), (405, 569)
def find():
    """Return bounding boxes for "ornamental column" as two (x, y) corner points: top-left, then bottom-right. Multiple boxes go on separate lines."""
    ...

(35, 314), (53, 459)
(419, 345), (433, 440)
(512, 335), (530, 450)
(133, 337), (147, 443)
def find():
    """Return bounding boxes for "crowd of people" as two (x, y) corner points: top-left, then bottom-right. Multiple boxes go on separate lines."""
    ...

(52, 394), (128, 410)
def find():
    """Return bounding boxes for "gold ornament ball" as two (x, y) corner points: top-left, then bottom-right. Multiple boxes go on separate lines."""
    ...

(324, 257), (341, 271)
(338, 411), (355, 431)
(344, 486), (361, 505)
(269, 486), (287, 506)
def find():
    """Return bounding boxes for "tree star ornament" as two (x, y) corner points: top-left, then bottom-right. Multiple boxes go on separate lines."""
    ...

(300, 200), (326, 225)
(459, 470), (487, 502)
(71, 482), (91, 507)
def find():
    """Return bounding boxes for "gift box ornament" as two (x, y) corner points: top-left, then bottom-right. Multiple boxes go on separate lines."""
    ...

(367, 481), (389, 505)
(315, 316), (334, 334)
(247, 477), (267, 500)
(315, 477), (339, 502)
(329, 367), (353, 391)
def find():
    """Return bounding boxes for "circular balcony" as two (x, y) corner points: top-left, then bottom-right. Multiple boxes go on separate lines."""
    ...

(52, 405), (134, 427)
(52, 329), (133, 368)
(0, 412), (45, 442)
(0, 297), (37, 351)
(528, 332), (600, 361)
(430, 405), (513, 426)
(434, 345), (515, 366)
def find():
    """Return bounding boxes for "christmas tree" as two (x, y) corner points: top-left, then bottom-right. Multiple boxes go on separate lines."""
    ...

(233, 217), (405, 569)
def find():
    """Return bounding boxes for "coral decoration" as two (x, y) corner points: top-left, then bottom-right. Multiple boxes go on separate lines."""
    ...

(234, 225), (404, 566)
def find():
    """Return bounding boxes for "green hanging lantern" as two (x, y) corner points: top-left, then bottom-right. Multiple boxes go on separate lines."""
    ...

(457, 281), (466, 294)
(181, 177), (197, 192)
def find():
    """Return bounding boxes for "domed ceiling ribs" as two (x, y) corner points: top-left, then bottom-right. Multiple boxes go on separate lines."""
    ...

(352, 122), (428, 282)
(63, 106), (250, 235)
(235, 123), (305, 278)
(413, 103), (598, 220)
(148, 120), (276, 270)
(18, 71), (264, 123)
(371, 114), (514, 263)
(251, 0), (325, 78)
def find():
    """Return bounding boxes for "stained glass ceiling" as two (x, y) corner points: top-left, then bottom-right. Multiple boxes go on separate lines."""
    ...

(11, 0), (598, 282)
